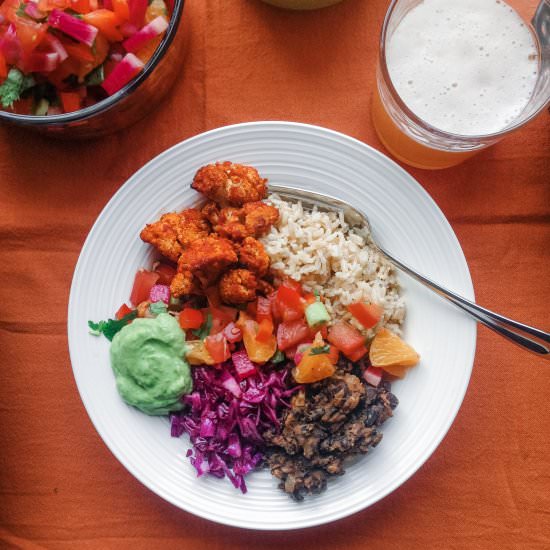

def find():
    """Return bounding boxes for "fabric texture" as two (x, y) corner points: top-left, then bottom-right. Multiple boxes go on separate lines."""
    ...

(1, 0), (549, 548)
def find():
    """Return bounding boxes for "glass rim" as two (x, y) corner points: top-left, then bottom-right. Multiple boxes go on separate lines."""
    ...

(0, 0), (185, 127)
(379, 0), (550, 143)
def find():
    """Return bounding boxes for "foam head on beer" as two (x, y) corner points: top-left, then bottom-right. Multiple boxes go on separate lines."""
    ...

(386, 0), (539, 136)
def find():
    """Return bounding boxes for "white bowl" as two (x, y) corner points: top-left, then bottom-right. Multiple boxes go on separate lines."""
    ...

(68, 121), (476, 530)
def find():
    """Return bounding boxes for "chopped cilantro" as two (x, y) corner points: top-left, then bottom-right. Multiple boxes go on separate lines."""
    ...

(313, 289), (321, 301)
(149, 301), (168, 315)
(0, 69), (32, 108)
(85, 64), (104, 86)
(271, 349), (286, 364)
(192, 313), (212, 340)
(16, 2), (27, 17)
(310, 344), (330, 356)
(88, 310), (137, 341)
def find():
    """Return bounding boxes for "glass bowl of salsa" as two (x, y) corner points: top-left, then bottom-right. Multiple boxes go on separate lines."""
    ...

(0, 0), (185, 138)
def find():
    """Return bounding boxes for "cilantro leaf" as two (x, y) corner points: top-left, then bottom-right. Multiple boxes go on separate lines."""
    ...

(16, 2), (27, 18)
(192, 313), (212, 340)
(149, 301), (168, 315)
(310, 344), (331, 356)
(271, 349), (286, 364)
(0, 69), (25, 109)
(85, 64), (104, 86)
(88, 310), (137, 341)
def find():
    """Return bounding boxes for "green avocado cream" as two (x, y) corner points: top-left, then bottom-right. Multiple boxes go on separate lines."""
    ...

(110, 313), (192, 415)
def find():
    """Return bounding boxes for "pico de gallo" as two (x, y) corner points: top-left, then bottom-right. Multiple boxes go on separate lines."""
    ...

(90, 261), (398, 386)
(0, 0), (172, 114)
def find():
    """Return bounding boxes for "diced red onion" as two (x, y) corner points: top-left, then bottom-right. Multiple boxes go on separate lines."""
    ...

(43, 34), (68, 63)
(0, 24), (21, 64)
(128, 0), (148, 28)
(26, 51), (60, 73)
(222, 322), (242, 344)
(123, 15), (168, 53)
(101, 52), (144, 95)
(363, 366), (383, 387)
(48, 9), (98, 47)
(24, 1), (46, 20)
(149, 284), (170, 304)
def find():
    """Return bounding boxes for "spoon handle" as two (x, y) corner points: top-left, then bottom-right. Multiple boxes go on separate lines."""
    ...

(376, 246), (550, 358)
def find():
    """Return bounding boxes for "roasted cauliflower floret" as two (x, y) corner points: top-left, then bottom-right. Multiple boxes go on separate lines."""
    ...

(140, 213), (183, 262)
(219, 268), (258, 305)
(243, 201), (279, 237)
(202, 202), (248, 240)
(176, 208), (210, 247)
(178, 235), (238, 287)
(238, 237), (270, 277)
(191, 162), (268, 206)
(170, 271), (198, 298)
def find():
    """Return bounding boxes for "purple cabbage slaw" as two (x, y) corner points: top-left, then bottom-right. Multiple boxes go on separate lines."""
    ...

(170, 349), (301, 493)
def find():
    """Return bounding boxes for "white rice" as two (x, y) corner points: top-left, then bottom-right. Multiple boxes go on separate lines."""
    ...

(261, 195), (405, 340)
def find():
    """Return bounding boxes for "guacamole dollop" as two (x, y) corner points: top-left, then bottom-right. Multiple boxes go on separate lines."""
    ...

(110, 313), (192, 415)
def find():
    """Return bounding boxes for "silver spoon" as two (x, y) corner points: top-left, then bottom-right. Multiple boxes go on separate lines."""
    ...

(269, 185), (550, 358)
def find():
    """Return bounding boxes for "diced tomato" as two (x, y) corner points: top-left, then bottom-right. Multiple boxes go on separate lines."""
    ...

(282, 277), (303, 294)
(112, 0), (130, 21)
(70, 0), (92, 14)
(179, 308), (203, 330)
(115, 303), (133, 320)
(347, 302), (383, 330)
(256, 318), (274, 343)
(61, 41), (95, 62)
(83, 9), (123, 42)
(210, 305), (238, 334)
(222, 322), (242, 343)
(37, 0), (70, 11)
(276, 285), (304, 312)
(204, 332), (230, 364)
(129, 270), (159, 306)
(327, 320), (366, 356)
(256, 296), (272, 323)
(242, 320), (277, 363)
(60, 92), (80, 113)
(346, 344), (368, 362)
(154, 262), (176, 285)
(319, 325), (329, 339)
(0, 53), (7, 78)
(78, 33), (109, 79)
(14, 18), (47, 56)
(276, 319), (311, 351)
(303, 292), (316, 305)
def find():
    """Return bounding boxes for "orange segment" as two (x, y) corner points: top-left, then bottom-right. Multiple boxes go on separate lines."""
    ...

(369, 328), (420, 373)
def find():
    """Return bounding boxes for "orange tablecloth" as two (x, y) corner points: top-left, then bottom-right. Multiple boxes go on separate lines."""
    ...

(1, 0), (549, 547)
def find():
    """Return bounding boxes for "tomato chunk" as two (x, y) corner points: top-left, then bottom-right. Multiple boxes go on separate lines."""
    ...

(346, 344), (368, 362)
(204, 332), (231, 364)
(154, 262), (176, 285)
(327, 320), (366, 356)
(179, 308), (203, 330)
(347, 302), (383, 329)
(130, 270), (159, 306)
(256, 296), (272, 323)
(115, 303), (133, 320)
(277, 319), (311, 351)
(256, 318), (274, 343)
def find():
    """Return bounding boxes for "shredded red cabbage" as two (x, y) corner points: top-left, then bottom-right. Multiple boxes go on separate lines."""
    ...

(170, 349), (300, 493)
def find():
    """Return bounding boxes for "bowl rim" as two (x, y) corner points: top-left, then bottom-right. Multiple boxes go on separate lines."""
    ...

(0, 0), (185, 126)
